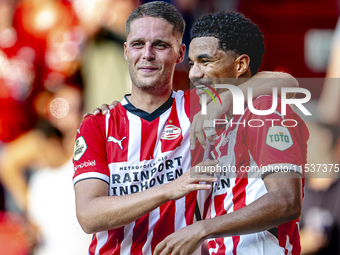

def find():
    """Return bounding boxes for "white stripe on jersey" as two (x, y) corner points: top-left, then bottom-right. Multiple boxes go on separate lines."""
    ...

(285, 235), (293, 255)
(175, 197), (186, 231)
(235, 232), (284, 255)
(120, 222), (135, 254)
(142, 208), (160, 255)
(224, 237), (234, 255)
(126, 111), (142, 163)
(95, 231), (108, 255)
(73, 172), (110, 185)
(106, 112), (110, 138)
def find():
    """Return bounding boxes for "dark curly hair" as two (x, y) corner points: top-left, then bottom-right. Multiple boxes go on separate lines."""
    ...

(191, 12), (265, 75)
(126, 1), (185, 37)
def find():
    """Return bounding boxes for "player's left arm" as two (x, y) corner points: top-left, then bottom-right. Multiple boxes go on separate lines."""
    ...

(153, 172), (302, 255)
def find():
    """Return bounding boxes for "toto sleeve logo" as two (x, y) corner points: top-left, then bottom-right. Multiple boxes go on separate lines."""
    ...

(161, 125), (181, 140)
(266, 126), (293, 151)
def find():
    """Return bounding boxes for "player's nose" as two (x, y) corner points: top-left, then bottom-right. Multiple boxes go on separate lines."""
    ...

(189, 63), (204, 79)
(143, 42), (155, 61)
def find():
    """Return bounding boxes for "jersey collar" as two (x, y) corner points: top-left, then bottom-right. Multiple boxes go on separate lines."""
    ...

(122, 92), (174, 122)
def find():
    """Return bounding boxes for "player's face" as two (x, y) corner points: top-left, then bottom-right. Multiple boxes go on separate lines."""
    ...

(124, 17), (185, 91)
(188, 36), (237, 101)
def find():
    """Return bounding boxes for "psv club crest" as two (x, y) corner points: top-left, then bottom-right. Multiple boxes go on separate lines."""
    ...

(161, 125), (181, 140)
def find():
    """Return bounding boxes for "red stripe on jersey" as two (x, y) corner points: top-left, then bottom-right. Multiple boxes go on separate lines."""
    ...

(277, 220), (301, 255)
(203, 192), (212, 219)
(107, 105), (129, 163)
(161, 100), (183, 153)
(215, 238), (226, 255)
(151, 201), (176, 252)
(140, 118), (159, 161)
(98, 227), (124, 255)
(184, 89), (200, 120)
(290, 222), (301, 255)
(191, 142), (206, 165)
(185, 191), (197, 225)
(278, 223), (290, 253)
(89, 234), (97, 255)
(214, 193), (227, 217)
(131, 214), (149, 255)
(232, 236), (240, 255)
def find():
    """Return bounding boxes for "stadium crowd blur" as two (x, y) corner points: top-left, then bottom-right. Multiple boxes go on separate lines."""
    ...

(0, 0), (339, 254)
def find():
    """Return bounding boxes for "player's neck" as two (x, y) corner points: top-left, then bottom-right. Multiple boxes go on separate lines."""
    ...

(129, 85), (172, 113)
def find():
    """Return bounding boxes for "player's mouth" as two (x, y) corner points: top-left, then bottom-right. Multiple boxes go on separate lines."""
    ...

(139, 66), (159, 73)
(195, 83), (213, 96)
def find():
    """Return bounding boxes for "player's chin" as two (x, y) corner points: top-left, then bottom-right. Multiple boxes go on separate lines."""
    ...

(198, 94), (213, 105)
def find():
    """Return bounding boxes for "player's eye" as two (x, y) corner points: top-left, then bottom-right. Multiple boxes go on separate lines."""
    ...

(154, 43), (167, 49)
(201, 59), (211, 64)
(132, 42), (144, 47)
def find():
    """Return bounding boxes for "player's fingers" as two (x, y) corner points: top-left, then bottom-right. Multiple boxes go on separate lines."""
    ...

(83, 113), (92, 119)
(191, 160), (219, 176)
(188, 183), (212, 191)
(159, 246), (172, 255)
(195, 117), (208, 149)
(110, 100), (120, 108)
(92, 107), (101, 115)
(153, 241), (168, 255)
(207, 134), (216, 145)
(195, 128), (207, 150)
(101, 104), (110, 115)
(189, 176), (218, 183)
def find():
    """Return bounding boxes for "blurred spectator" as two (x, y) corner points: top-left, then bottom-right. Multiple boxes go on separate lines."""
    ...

(74, 0), (138, 112)
(0, 118), (66, 212)
(300, 121), (340, 254)
(27, 85), (91, 255)
(0, 83), (91, 254)
(0, 0), (85, 213)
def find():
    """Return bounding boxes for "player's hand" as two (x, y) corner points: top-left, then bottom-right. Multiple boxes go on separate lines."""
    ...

(190, 110), (219, 150)
(190, 91), (232, 150)
(83, 100), (120, 118)
(153, 223), (204, 255)
(164, 160), (219, 201)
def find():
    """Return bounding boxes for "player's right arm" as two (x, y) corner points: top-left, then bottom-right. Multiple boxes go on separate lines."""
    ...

(73, 116), (217, 234)
(75, 166), (215, 234)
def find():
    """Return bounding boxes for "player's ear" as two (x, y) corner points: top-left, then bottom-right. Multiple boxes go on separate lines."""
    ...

(176, 43), (186, 64)
(235, 54), (251, 78)
(124, 42), (128, 61)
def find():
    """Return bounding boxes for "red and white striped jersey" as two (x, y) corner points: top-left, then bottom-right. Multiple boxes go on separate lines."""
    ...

(208, 96), (308, 255)
(73, 90), (207, 255)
